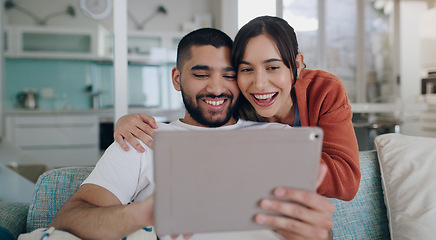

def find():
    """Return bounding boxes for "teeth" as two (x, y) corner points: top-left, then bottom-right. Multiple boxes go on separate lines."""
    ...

(205, 100), (225, 106)
(254, 93), (275, 100)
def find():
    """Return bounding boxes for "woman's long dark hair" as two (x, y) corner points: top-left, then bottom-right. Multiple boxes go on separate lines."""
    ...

(232, 16), (301, 122)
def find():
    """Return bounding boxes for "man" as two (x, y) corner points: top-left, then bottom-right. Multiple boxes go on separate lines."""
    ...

(50, 28), (335, 240)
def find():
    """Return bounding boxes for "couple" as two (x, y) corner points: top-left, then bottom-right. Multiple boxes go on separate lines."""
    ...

(49, 16), (359, 240)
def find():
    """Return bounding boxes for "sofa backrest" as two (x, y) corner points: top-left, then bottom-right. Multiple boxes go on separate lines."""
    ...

(26, 166), (93, 232)
(331, 150), (390, 239)
(27, 151), (391, 239)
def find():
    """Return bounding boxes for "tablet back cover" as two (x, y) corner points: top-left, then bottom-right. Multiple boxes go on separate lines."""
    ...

(153, 127), (323, 236)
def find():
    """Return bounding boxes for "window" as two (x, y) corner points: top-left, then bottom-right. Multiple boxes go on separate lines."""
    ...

(238, 0), (398, 103)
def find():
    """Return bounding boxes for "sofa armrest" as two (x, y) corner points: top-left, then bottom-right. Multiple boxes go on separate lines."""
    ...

(331, 150), (390, 239)
(0, 202), (29, 240)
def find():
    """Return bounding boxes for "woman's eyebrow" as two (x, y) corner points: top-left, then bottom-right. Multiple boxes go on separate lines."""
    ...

(240, 58), (282, 65)
(191, 65), (210, 70)
(264, 58), (282, 63)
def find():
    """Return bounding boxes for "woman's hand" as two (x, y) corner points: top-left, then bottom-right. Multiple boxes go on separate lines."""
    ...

(255, 164), (335, 240)
(113, 114), (158, 152)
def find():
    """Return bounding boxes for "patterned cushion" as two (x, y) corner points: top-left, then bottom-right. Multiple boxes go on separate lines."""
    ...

(0, 202), (29, 239)
(26, 167), (93, 232)
(330, 150), (390, 239)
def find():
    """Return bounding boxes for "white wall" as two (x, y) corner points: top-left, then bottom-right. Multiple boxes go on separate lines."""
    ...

(421, 7), (436, 72)
(2, 0), (218, 32)
(400, 1), (429, 136)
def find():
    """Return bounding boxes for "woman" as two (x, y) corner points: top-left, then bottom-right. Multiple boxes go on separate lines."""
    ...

(114, 16), (360, 201)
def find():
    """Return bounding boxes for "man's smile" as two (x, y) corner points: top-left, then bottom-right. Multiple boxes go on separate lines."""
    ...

(204, 99), (225, 106)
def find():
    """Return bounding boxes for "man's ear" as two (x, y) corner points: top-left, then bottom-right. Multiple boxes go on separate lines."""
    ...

(296, 53), (304, 76)
(172, 67), (181, 91)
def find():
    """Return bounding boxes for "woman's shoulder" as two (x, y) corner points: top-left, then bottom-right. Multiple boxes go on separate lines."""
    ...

(298, 69), (346, 93)
(300, 69), (343, 85)
(296, 69), (350, 107)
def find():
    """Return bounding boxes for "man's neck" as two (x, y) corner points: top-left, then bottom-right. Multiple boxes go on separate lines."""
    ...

(180, 113), (238, 128)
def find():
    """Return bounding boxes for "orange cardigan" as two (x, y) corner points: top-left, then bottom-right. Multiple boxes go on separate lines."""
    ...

(295, 69), (360, 201)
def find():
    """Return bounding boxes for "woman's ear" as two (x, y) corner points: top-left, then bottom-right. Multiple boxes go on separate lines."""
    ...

(296, 53), (304, 76)
(172, 67), (181, 91)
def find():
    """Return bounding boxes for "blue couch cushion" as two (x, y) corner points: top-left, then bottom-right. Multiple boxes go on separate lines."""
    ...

(0, 201), (29, 239)
(330, 150), (390, 239)
(0, 226), (15, 240)
(27, 167), (94, 232)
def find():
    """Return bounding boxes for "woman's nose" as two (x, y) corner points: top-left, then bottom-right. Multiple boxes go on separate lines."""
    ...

(254, 70), (267, 90)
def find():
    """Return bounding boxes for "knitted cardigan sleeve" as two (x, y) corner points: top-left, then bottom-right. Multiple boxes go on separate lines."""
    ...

(295, 69), (360, 201)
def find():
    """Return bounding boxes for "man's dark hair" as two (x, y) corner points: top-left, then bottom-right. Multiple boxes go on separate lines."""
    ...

(177, 28), (233, 70)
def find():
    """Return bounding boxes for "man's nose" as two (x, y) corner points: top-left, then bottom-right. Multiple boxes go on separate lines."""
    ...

(206, 74), (226, 95)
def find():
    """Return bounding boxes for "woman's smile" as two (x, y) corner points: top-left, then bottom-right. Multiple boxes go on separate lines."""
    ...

(251, 92), (278, 107)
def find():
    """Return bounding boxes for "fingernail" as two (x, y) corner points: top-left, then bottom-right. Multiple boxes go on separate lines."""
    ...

(261, 199), (272, 208)
(275, 188), (285, 197)
(256, 214), (267, 224)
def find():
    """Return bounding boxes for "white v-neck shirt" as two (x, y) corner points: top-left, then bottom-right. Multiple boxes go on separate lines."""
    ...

(83, 119), (290, 240)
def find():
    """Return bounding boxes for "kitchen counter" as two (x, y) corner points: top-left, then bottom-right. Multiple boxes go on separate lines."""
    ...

(350, 102), (428, 113)
(5, 107), (185, 123)
(0, 163), (35, 202)
(0, 139), (36, 202)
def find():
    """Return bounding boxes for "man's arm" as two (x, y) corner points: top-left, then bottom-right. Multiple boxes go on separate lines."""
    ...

(50, 184), (154, 240)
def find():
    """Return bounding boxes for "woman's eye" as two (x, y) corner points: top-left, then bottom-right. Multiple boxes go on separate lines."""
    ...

(240, 68), (253, 73)
(267, 66), (280, 70)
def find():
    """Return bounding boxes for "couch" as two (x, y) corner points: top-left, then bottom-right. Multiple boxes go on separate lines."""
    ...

(4, 132), (436, 239)
(0, 149), (391, 240)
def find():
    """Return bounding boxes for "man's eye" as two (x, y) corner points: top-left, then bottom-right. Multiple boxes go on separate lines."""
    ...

(224, 75), (236, 80)
(193, 74), (209, 78)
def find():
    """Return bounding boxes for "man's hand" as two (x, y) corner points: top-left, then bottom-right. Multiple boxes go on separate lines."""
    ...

(114, 113), (158, 152)
(255, 164), (335, 240)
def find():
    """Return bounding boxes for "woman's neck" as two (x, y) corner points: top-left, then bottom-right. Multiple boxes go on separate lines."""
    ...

(267, 103), (295, 126)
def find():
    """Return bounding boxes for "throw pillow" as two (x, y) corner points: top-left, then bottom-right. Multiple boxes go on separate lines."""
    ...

(374, 133), (436, 240)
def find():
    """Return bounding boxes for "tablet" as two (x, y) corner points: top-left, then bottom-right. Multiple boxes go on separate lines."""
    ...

(153, 127), (323, 236)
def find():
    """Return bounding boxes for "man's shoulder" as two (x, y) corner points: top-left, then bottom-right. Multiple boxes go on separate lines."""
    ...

(237, 120), (291, 129)
(156, 120), (190, 131)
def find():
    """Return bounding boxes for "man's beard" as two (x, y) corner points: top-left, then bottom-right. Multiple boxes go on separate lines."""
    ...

(181, 86), (239, 128)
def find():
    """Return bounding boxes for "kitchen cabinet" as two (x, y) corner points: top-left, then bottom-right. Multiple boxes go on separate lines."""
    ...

(3, 27), (12, 55)
(5, 113), (99, 168)
(4, 25), (112, 60)
(127, 31), (184, 63)
(3, 25), (184, 63)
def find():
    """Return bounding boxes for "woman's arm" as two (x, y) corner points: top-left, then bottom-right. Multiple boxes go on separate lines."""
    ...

(114, 113), (158, 152)
(296, 70), (360, 201)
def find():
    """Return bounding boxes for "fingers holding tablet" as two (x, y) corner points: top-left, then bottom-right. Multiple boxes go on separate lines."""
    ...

(254, 186), (335, 240)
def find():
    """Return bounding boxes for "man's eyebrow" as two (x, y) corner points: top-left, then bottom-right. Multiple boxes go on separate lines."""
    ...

(223, 66), (235, 72)
(191, 65), (210, 71)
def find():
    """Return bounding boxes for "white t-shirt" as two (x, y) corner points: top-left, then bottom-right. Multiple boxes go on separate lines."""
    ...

(83, 119), (291, 240)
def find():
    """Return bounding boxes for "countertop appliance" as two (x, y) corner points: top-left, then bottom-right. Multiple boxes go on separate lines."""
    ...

(16, 90), (38, 109)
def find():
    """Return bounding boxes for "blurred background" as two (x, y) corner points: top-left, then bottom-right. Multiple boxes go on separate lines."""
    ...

(0, 0), (435, 192)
